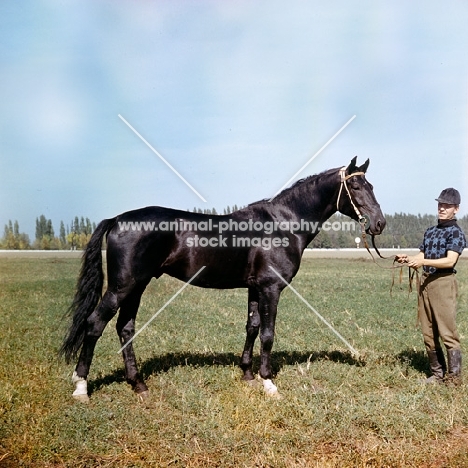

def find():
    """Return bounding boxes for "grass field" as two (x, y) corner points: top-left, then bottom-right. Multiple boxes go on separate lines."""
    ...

(1, 255), (468, 467)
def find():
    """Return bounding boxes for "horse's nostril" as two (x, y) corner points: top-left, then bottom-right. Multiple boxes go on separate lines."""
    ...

(376, 219), (385, 233)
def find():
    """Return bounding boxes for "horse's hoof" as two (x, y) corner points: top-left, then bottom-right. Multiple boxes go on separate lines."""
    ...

(71, 371), (88, 403)
(72, 393), (90, 404)
(261, 378), (282, 399)
(137, 390), (150, 402)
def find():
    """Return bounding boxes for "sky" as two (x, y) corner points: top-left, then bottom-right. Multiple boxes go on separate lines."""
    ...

(1, 0), (467, 239)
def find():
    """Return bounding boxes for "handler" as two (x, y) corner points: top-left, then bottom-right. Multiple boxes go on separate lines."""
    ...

(396, 188), (466, 384)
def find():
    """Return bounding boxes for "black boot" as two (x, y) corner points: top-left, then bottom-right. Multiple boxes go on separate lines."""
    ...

(422, 349), (446, 384)
(445, 348), (462, 386)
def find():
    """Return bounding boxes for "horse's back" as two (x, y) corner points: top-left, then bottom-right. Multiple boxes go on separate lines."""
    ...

(104, 204), (303, 289)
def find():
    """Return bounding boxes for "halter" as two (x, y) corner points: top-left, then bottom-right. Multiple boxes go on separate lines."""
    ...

(336, 167), (367, 226)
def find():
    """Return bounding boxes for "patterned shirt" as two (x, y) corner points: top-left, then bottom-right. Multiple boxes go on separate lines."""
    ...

(419, 219), (466, 274)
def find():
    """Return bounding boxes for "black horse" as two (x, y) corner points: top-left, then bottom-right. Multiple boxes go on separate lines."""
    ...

(61, 156), (385, 401)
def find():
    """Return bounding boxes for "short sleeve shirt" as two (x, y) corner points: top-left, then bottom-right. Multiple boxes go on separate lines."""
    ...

(419, 219), (466, 274)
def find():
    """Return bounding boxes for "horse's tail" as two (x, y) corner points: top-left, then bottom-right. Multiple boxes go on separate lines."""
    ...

(60, 217), (117, 363)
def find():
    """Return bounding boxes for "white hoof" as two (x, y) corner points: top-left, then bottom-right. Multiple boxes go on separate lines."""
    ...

(72, 371), (89, 403)
(261, 378), (282, 399)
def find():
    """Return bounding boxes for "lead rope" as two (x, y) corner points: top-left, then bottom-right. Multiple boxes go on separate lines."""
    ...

(374, 238), (421, 326)
(337, 166), (420, 296)
(360, 222), (420, 296)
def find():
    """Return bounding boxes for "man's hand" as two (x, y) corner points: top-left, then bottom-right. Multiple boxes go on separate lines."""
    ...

(395, 250), (459, 271)
(406, 256), (424, 269)
(395, 252), (424, 269)
(395, 254), (409, 264)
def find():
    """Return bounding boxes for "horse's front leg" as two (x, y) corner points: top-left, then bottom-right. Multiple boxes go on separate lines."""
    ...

(240, 287), (260, 382)
(258, 285), (282, 397)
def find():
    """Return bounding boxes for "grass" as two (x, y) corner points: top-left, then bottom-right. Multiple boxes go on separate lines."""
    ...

(1, 255), (468, 467)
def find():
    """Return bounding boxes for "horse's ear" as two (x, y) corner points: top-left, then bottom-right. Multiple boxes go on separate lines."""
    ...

(358, 159), (370, 173)
(346, 156), (358, 174)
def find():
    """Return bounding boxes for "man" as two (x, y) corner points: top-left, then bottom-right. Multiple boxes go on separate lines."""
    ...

(396, 188), (466, 384)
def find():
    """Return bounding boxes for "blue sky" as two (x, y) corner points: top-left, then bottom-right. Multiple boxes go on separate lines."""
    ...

(1, 1), (467, 238)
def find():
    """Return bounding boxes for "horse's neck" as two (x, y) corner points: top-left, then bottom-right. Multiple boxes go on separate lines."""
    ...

(276, 171), (339, 222)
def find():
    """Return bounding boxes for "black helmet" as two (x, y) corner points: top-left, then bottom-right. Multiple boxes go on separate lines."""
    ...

(435, 188), (461, 205)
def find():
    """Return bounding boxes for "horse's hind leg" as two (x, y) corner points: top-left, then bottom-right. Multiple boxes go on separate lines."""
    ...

(116, 280), (150, 400)
(73, 290), (120, 401)
(240, 287), (260, 382)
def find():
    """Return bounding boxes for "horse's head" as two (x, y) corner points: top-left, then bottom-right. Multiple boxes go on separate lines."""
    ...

(337, 156), (386, 235)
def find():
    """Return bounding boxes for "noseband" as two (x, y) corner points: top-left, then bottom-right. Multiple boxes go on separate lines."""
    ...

(336, 167), (367, 226)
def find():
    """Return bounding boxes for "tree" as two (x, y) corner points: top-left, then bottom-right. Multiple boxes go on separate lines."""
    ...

(35, 215), (48, 241)
(74, 217), (80, 233)
(34, 215), (56, 249)
(46, 219), (54, 238)
(59, 221), (66, 246)
(79, 217), (85, 235)
(1, 220), (30, 249)
(336, 230), (349, 248)
(85, 218), (92, 235)
(309, 230), (333, 248)
(64, 215), (95, 249)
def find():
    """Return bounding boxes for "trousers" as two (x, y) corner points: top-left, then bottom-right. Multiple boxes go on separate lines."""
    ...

(418, 272), (460, 351)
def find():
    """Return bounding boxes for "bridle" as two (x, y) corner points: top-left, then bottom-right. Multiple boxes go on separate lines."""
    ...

(336, 166), (419, 296)
(336, 166), (389, 260)
(336, 166), (367, 227)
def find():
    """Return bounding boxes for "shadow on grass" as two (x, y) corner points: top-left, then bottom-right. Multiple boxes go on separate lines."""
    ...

(88, 349), (363, 394)
(395, 348), (429, 375)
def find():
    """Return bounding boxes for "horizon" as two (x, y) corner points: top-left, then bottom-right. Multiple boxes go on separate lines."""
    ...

(4, 209), (467, 242)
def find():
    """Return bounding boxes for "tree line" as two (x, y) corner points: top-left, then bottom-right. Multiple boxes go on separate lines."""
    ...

(190, 205), (242, 215)
(2, 211), (468, 250)
(2, 215), (96, 250)
(309, 213), (468, 249)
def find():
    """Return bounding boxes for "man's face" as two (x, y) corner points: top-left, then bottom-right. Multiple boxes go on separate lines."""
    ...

(438, 202), (459, 220)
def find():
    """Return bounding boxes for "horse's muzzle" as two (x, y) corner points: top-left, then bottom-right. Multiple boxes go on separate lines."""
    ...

(369, 218), (386, 235)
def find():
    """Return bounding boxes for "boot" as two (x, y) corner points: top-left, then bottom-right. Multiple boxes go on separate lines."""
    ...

(421, 349), (446, 384)
(445, 348), (462, 386)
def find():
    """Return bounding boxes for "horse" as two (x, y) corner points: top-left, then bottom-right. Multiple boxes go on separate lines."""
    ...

(61, 156), (385, 401)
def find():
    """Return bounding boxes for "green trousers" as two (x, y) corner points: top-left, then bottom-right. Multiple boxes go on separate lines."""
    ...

(418, 272), (460, 352)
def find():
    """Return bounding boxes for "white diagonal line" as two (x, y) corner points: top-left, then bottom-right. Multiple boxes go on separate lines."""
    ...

(118, 266), (206, 353)
(118, 114), (207, 203)
(268, 115), (356, 201)
(268, 265), (360, 357)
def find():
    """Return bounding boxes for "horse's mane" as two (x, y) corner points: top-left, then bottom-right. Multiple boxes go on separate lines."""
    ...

(247, 167), (337, 208)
